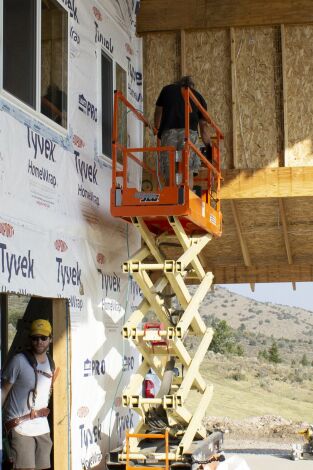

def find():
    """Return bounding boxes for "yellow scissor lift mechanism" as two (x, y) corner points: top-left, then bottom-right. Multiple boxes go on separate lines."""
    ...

(108, 88), (224, 470)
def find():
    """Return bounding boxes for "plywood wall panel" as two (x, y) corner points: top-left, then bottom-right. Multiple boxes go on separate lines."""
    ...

(185, 30), (232, 168)
(143, 24), (313, 172)
(285, 25), (313, 166)
(143, 33), (179, 125)
(235, 27), (281, 168)
(234, 27), (282, 168)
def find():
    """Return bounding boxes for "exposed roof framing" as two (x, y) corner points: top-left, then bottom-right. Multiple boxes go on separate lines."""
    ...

(278, 198), (296, 290)
(137, 0), (313, 34)
(213, 264), (313, 284)
(230, 200), (255, 291)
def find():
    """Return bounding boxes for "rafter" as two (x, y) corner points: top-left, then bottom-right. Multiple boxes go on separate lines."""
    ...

(230, 200), (255, 292)
(278, 198), (296, 290)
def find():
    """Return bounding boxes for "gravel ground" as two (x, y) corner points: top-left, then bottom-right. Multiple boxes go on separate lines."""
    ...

(204, 415), (312, 466)
(204, 415), (309, 440)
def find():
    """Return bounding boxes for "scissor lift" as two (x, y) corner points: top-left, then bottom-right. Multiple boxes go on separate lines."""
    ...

(108, 88), (224, 470)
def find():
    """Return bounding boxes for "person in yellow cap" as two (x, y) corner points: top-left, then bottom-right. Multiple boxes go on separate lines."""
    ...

(1, 319), (56, 470)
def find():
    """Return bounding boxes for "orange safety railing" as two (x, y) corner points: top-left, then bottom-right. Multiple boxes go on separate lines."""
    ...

(111, 88), (224, 236)
(125, 430), (169, 470)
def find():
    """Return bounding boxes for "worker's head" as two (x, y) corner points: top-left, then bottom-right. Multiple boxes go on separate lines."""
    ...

(176, 75), (195, 88)
(30, 319), (52, 354)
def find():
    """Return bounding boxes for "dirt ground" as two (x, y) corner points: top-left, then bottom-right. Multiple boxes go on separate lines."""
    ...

(205, 415), (313, 468)
(204, 415), (309, 440)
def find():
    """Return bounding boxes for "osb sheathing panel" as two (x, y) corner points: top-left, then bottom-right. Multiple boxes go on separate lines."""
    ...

(184, 30), (232, 169)
(234, 27), (281, 169)
(143, 33), (179, 125)
(285, 26), (313, 167)
(143, 25), (313, 173)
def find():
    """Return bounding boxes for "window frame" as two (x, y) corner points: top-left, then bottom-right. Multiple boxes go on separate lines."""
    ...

(98, 44), (128, 167)
(0, 0), (69, 135)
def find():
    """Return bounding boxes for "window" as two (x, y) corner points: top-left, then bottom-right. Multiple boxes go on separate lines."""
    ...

(2, 0), (68, 128)
(101, 52), (113, 158)
(3, 0), (37, 108)
(101, 52), (127, 162)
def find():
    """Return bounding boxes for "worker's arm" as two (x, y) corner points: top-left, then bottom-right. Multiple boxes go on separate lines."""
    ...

(199, 119), (211, 146)
(154, 105), (163, 133)
(1, 380), (13, 407)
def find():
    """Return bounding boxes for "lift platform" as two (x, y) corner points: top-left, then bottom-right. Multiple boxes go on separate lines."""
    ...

(110, 88), (223, 237)
(108, 88), (224, 470)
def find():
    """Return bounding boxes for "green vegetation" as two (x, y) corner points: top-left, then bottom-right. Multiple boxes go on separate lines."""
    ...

(268, 341), (282, 364)
(300, 353), (309, 366)
(188, 355), (313, 421)
(209, 319), (244, 356)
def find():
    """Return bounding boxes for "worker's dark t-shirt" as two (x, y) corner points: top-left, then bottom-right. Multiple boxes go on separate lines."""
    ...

(156, 84), (207, 138)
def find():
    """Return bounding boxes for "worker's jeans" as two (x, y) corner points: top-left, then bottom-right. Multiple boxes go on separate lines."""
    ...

(160, 129), (200, 186)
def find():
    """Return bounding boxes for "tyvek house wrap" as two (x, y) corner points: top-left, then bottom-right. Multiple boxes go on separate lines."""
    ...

(0, 0), (143, 467)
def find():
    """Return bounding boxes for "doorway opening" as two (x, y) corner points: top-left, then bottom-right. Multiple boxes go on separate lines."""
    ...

(0, 294), (70, 470)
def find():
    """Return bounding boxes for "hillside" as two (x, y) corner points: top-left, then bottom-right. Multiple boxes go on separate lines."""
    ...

(188, 355), (312, 423)
(195, 285), (313, 363)
(200, 286), (313, 341)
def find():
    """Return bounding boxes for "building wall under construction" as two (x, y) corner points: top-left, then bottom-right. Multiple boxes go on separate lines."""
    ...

(0, 0), (143, 468)
(143, 24), (313, 169)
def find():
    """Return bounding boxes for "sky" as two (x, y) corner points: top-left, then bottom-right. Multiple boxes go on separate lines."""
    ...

(220, 282), (313, 312)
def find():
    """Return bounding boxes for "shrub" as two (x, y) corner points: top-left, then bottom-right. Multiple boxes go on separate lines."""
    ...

(230, 370), (246, 381)
(268, 342), (282, 364)
(209, 320), (244, 356)
(258, 349), (268, 361)
(300, 354), (309, 366)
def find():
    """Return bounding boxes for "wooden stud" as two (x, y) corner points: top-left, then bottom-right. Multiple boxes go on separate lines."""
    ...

(52, 299), (70, 470)
(0, 294), (8, 366)
(230, 28), (238, 168)
(280, 25), (288, 166)
(180, 30), (186, 77)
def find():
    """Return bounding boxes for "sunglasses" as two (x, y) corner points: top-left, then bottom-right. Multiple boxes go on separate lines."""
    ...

(30, 335), (49, 342)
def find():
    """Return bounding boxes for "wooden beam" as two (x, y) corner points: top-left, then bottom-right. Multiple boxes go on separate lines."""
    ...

(230, 200), (255, 291)
(52, 299), (70, 470)
(137, 0), (313, 33)
(211, 264), (311, 284)
(230, 28), (237, 169)
(278, 198), (296, 290)
(0, 294), (8, 367)
(221, 167), (313, 199)
(278, 199), (292, 264)
(280, 25), (288, 167)
(180, 30), (186, 77)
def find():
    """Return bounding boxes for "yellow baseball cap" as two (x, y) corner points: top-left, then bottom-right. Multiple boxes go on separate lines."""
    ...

(30, 319), (52, 336)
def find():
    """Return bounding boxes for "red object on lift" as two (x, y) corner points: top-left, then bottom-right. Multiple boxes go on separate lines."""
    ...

(143, 378), (155, 398)
(144, 322), (169, 352)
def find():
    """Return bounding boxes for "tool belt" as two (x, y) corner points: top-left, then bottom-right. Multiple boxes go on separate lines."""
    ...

(5, 408), (50, 433)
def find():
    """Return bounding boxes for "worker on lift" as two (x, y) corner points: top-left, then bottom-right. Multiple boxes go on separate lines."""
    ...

(154, 75), (211, 188)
